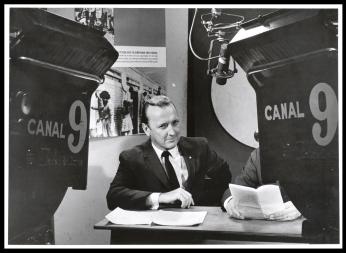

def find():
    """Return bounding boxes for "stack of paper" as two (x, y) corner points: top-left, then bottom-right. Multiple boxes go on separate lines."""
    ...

(106, 207), (207, 226)
(229, 183), (285, 219)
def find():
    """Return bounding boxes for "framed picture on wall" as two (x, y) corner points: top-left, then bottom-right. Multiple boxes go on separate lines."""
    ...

(88, 8), (168, 139)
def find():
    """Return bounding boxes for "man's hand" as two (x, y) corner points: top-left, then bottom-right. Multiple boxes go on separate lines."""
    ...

(225, 198), (245, 219)
(225, 199), (301, 221)
(265, 201), (302, 221)
(159, 188), (195, 209)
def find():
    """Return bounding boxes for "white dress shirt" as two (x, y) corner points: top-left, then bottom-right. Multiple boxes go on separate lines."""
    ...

(223, 196), (233, 210)
(147, 143), (189, 209)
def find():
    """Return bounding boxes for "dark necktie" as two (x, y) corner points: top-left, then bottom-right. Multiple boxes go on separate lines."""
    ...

(161, 150), (180, 189)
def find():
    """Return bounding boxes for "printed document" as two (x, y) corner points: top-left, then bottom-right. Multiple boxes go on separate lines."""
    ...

(106, 207), (207, 226)
(105, 207), (155, 225)
(229, 183), (285, 219)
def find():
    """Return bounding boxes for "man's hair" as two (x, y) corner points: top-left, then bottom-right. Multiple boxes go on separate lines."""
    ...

(141, 95), (176, 125)
(99, 90), (110, 100)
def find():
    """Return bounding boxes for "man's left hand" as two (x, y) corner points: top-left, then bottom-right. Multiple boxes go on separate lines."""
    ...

(266, 201), (302, 221)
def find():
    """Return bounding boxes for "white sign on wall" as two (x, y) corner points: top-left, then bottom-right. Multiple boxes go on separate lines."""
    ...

(113, 46), (166, 67)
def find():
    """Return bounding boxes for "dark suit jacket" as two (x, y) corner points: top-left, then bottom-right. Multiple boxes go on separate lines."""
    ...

(107, 136), (232, 210)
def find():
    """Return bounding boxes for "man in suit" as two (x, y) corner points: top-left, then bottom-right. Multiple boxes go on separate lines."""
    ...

(222, 148), (302, 221)
(107, 95), (232, 210)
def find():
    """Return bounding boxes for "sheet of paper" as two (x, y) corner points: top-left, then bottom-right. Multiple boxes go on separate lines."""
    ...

(105, 207), (155, 225)
(229, 183), (285, 217)
(152, 210), (207, 226)
(256, 184), (285, 214)
(105, 208), (208, 226)
(229, 184), (260, 208)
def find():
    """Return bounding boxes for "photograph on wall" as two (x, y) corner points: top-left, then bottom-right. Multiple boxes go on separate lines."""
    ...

(88, 8), (167, 138)
(74, 8), (114, 44)
(89, 67), (167, 138)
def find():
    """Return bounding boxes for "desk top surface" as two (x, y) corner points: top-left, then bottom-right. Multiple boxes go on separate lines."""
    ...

(94, 206), (305, 240)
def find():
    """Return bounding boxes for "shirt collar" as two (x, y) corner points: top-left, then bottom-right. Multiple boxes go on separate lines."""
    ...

(151, 142), (180, 159)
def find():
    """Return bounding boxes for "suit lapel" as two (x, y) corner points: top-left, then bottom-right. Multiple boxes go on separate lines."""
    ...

(142, 140), (171, 189)
(178, 138), (196, 185)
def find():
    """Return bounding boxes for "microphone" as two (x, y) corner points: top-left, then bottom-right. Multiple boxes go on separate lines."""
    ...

(211, 8), (222, 18)
(215, 43), (231, 85)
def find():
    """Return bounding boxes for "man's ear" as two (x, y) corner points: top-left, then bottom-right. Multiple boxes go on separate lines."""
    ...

(142, 123), (150, 137)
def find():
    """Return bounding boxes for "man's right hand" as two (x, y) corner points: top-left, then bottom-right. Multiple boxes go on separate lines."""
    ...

(159, 188), (195, 209)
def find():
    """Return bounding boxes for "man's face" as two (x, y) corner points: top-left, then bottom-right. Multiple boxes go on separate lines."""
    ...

(143, 104), (180, 150)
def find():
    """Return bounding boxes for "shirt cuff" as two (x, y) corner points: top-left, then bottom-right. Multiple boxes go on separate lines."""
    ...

(223, 196), (233, 210)
(147, 193), (160, 210)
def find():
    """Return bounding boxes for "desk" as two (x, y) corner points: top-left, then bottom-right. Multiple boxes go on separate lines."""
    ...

(94, 206), (307, 244)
